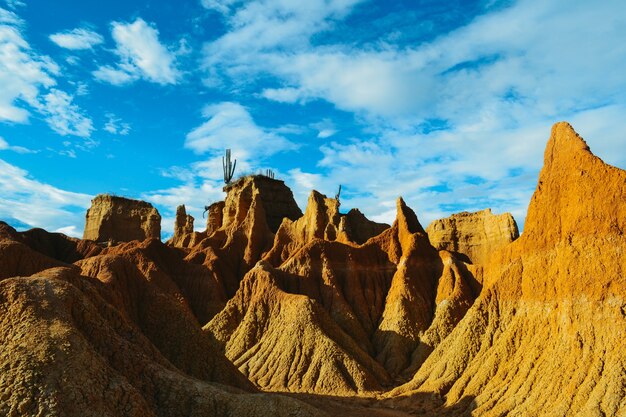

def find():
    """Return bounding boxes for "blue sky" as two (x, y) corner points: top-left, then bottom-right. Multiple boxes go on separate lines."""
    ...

(1, 0), (625, 238)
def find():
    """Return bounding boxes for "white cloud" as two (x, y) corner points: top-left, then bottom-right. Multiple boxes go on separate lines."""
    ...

(202, 0), (363, 86)
(311, 119), (337, 139)
(94, 18), (181, 85)
(49, 28), (104, 50)
(260, 87), (305, 104)
(103, 112), (130, 135)
(185, 101), (296, 160)
(4, 0), (25, 10)
(0, 20), (58, 123)
(0, 6), (20, 24)
(0, 136), (33, 153)
(0, 158), (92, 237)
(201, 0), (626, 230)
(0, 8), (96, 144)
(92, 65), (138, 85)
(37, 89), (94, 138)
(201, 0), (238, 14)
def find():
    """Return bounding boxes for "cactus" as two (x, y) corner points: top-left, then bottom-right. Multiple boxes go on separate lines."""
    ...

(222, 149), (237, 184)
(265, 169), (275, 179)
(335, 184), (342, 201)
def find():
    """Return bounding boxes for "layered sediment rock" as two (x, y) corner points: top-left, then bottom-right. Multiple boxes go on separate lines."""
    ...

(264, 190), (389, 266)
(207, 196), (477, 393)
(83, 194), (161, 243)
(0, 224), (325, 417)
(391, 122), (626, 416)
(2, 122), (624, 416)
(222, 176), (302, 233)
(426, 209), (519, 266)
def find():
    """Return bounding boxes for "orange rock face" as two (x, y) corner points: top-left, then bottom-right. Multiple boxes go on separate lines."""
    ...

(169, 204), (195, 247)
(222, 175), (302, 233)
(1, 122), (625, 416)
(426, 208), (519, 266)
(83, 194), (161, 243)
(0, 224), (326, 417)
(391, 122), (626, 416)
(205, 201), (225, 235)
(207, 196), (477, 394)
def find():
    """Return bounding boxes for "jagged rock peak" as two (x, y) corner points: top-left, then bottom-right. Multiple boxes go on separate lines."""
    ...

(302, 190), (341, 241)
(426, 208), (519, 266)
(339, 208), (389, 245)
(170, 205), (195, 247)
(175, 205), (194, 235)
(83, 194), (161, 243)
(525, 121), (626, 244)
(391, 122), (626, 416)
(222, 175), (302, 233)
(394, 197), (425, 235)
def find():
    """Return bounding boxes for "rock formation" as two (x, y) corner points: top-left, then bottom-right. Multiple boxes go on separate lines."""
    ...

(391, 122), (626, 416)
(222, 175), (302, 233)
(2, 122), (625, 416)
(426, 208), (519, 266)
(0, 222), (326, 417)
(341, 208), (389, 245)
(264, 190), (389, 266)
(83, 194), (161, 243)
(169, 204), (195, 247)
(207, 195), (478, 393)
(205, 201), (225, 235)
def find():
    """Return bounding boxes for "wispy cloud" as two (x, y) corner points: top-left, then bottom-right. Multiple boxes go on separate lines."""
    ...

(0, 14), (58, 122)
(200, 0), (626, 229)
(0, 7), (96, 145)
(0, 136), (33, 153)
(3, 0), (25, 10)
(202, 0), (363, 87)
(49, 27), (104, 50)
(94, 18), (181, 85)
(103, 112), (130, 135)
(0, 158), (92, 237)
(37, 89), (94, 138)
(0, 5), (20, 24)
(185, 101), (296, 160)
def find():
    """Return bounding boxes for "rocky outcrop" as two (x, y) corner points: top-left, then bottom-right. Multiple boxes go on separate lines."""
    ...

(391, 122), (626, 416)
(3, 121), (625, 416)
(0, 222), (101, 279)
(0, 268), (325, 417)
(426, 208), (519, 266)
(340, 208), (389, 245)
(175, 204), (194, 235)
(207, 262), (391, 395)
(0, 223), (326, 416)
(222, 175), (302, 233)
(169, 205), (195, 247)
(205, 201), (225, 235)
(207, 196), (478, 393)
(264, 190), (389, 267)
(83, 194), (161, 243)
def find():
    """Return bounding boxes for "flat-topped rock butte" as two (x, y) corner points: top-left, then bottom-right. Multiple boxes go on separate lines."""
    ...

(0, 122), (624, 416)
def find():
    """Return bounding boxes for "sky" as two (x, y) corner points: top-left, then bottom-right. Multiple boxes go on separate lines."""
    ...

(1, 0), (625, 238)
